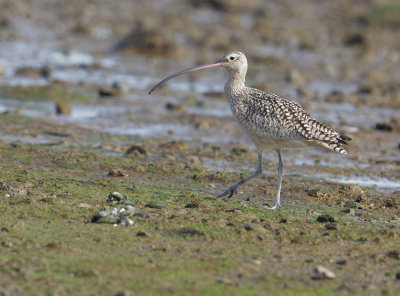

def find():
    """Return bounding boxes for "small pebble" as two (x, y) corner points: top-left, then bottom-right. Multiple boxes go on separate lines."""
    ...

(119, 217), (134, 227)
(136, 231), (147, 237)
(9, 188), (28, 196)
(336, 260), (347, 265)
(125, 145), (147, 156)
(98, 85), (120, 97)
(115, 290), (132, 296)
(56, 102), (72, 115)
(386, 250), (400, 260)
(316, 215), (335, 223)
(311, 266), (336, 280)
(108, 169), (128, 177)
(145, 202), (165, 209)
(375, 123), (392, 132)
(126, 205), (136, 215)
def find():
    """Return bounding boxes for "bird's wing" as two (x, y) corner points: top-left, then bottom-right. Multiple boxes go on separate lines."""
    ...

(241, 89), (351, 153)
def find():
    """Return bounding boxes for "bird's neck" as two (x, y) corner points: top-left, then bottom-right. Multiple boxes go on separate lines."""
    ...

(224, 69), (246, 97)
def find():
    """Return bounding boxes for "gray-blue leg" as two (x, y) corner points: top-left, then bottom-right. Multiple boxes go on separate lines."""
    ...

(266, 149), (283, 209)
(218, 152), (263, 198)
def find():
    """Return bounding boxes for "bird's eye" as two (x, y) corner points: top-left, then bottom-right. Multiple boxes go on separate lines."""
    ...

(230, 56), (235, 61)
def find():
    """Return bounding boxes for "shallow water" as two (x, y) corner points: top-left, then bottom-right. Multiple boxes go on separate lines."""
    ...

(321, 175), (400, 191)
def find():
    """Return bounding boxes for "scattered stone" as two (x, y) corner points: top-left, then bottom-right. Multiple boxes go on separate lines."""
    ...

(15, 66), (50, 79)
(306, 188), (328, 199)
(136, 231), (147, 237)
(165, 102), (187, 112)
(98, 85), (120, 97)
(0, 182), (10, 191)
(382, 198), (398, 208)
(178, 227), (204, 237)
(159, 140), (189, 151)
(189, 0), (261, 13)
(46, 242), (63, 250)
(125, 145), (147, 156)
(125, 206), (136, 215)
(343, 201), (358, 208)
(194, 120), (210, 129)
(386, 250), (400, 260)
(119, 217), (134, 226)
(185, 203), (199, 208)
(231, 146), (248, 156)
(343, 33), (365, 47)
(56, 102), (72, 115)
(187, 155), (200, 165)
(336, 260), (347, 265)
(107, 169), (128, 177)
(107, 192), (135, 206)
(342, 208), (356, 215)
(311, 266), (336, 280)
(115, 290), (132, 296)
(91, 194), (136, 226)
(112, 81), (131, 94)
(342, 184), (365, 195)
(91, 207), (120, 224)
(325, 223), (337, 230)
(216, 278), (233, 285)
(40, 195), (57, 203)
(316, 215), (335, 223)
(225, 208), (242, 214)
(9, 188), (28, 196)
(356, 193), (367, 203)
(78, 203), (92, 208)
(107, 192), (126, 203)
(375, 123), (392, 132)
(1, 241), (13, 248)
(91, 206), (134, 226)
(145, 202), (165, 209)
(244, 224), (265, 233)
(43, 131), (72, 137)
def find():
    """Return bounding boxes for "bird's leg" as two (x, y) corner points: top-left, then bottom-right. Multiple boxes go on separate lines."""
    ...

(218, 152), (263, 198)
(265, 149), (283, 209)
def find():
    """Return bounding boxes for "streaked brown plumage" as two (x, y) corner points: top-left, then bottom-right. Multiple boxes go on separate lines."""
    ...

(149, 51), (351, 209)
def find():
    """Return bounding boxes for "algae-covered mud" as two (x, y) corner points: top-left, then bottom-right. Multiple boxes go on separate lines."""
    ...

(1, 0), (400, 295)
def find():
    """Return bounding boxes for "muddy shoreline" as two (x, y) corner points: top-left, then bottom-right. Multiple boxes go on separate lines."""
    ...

(1, 0), (400, 295)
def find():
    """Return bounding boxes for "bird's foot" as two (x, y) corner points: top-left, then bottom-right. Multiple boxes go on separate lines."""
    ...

(264, 202), (281, 210)
(217, 186), (238, 198)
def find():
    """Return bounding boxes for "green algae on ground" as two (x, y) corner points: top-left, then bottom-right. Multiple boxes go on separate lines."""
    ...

(1, 115), (400, 296)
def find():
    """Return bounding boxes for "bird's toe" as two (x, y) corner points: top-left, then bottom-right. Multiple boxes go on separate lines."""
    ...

(217, 186), (237, 198)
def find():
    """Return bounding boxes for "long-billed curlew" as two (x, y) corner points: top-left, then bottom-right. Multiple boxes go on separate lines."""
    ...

(149, 51), (351, 209)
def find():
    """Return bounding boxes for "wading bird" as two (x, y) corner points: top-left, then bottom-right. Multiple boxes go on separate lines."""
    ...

(149, 51), (351, 209)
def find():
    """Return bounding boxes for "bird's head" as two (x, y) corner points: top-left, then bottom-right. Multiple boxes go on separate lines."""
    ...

(217, 51), (248, 72)
(149, 51), (247, 95)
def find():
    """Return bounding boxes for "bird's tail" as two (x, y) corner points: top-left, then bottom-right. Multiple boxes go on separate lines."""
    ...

(318, 134), (352, 154)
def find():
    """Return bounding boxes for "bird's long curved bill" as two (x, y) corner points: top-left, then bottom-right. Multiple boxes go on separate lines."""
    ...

(149, 62), (222, 95)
